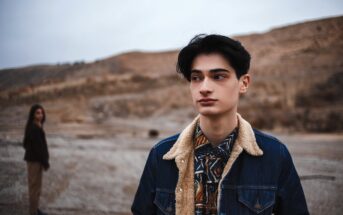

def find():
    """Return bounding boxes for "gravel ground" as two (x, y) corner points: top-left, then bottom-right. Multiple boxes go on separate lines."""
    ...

(0, 132), (342, 215)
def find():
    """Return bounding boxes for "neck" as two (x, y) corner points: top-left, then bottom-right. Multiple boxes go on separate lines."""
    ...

(199, 111), (237, 146)
(34, 120), (42, 128)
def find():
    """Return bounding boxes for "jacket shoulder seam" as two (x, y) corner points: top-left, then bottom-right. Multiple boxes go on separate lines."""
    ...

(153, 134), (179, 149)
(253, 129), (283, 144)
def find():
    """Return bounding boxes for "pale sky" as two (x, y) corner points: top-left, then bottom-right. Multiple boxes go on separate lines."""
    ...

(0, 0), (342, 69)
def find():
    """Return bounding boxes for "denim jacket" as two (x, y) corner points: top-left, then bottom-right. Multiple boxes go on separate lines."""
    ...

(132, 114), (309, 215)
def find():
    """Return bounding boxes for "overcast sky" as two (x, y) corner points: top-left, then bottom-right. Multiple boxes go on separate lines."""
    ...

(0, 0), (342, 69)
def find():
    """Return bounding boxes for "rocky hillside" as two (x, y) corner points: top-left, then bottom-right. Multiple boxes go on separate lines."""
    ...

(0, 16), (342, 133)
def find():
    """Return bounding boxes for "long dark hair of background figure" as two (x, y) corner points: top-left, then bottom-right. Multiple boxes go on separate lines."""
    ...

(24, 104), (46, 142)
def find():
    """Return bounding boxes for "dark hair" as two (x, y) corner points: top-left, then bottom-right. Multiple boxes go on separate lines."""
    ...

(23, 104), (46, 141)
(177, 34), (251, 81)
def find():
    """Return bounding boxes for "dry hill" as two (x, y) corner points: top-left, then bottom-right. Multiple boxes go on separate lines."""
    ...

(0, 16), (342, 135)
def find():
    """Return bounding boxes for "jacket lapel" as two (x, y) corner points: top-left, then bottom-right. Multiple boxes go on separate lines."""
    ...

(163, 116), (199, 215)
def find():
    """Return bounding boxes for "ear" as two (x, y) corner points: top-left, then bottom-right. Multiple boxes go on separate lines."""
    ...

(239, 74), (250, 94)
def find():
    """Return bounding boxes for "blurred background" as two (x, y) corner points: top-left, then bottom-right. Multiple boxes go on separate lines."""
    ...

(0, 0), (343, 214)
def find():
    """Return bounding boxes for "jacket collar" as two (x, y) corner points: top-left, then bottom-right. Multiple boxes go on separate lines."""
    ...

(163, 113), (263, 161)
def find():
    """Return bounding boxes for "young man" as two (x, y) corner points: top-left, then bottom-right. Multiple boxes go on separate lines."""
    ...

(132, 34), (309, 215)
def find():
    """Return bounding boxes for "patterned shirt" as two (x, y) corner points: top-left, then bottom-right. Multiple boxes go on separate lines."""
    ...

(194, 123), (238, 215)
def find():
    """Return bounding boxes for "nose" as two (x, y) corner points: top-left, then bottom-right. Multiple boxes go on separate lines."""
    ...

(199, 77), (213, 96)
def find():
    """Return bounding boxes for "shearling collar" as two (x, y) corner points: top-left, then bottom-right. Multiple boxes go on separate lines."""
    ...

(162, 113), (263, 215)
(163, 113), (263, 160)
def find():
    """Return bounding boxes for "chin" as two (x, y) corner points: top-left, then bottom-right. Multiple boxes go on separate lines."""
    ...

(197, 105), (235, 117)
(197, 107), (222, 117)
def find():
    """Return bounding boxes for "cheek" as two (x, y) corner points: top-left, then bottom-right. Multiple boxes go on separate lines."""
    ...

(221, 87), (239, 103)
(230, 82), (241, 94)
(189, 86), (197, 100)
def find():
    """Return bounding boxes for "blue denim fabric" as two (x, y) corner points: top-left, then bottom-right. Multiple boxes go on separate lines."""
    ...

(131, 130), (309, 215)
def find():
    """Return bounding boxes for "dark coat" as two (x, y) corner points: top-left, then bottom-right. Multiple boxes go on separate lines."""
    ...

(23, 123), (49, 169)
(132, 114), (309, 215)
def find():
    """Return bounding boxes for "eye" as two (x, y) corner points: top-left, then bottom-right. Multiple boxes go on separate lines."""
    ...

(213, 74), (226, 80)
(190, 74), (202, 81)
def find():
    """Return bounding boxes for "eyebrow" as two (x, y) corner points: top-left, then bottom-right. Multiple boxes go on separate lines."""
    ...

(191, 68), (231, 73)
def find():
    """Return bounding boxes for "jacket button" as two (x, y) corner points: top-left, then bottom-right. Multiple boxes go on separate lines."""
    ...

(179, 188), (183, 192)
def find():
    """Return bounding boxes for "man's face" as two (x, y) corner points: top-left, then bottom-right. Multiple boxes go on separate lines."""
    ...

(189, 53), (250, 117)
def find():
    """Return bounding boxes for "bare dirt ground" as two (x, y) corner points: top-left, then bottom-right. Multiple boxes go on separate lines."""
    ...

(0, 115), (342, 215)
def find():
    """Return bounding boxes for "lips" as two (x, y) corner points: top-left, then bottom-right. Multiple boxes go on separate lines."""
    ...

(198, 98), (218, 105)
(198, 98), (217, 102)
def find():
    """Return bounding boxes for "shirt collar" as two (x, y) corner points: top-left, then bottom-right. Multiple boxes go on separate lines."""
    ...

(193, 122), (238, 150)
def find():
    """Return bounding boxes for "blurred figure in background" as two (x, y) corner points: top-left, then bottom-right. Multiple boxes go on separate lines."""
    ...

(23, 104), (49, 215)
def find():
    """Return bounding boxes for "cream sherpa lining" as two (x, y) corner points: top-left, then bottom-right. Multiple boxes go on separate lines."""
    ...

(163, 113), (263, 215)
